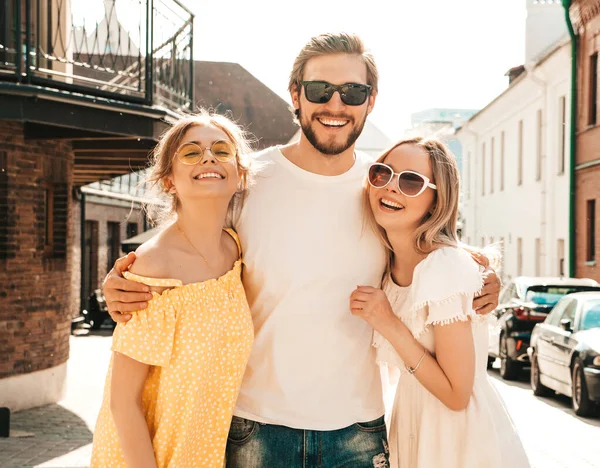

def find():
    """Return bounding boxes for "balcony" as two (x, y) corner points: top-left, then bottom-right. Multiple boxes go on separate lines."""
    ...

(0, 0), (194, 185)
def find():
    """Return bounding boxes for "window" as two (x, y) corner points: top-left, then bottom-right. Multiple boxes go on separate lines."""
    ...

(481, 143), (486, 196)
(44, 184), (54, 256)
(587, 199), (596, 262)
(559, 96), (566, 175)
(107, 222), (121, 271)
(535, 238), (541, 276)
(83, 221), (99, 304)
(536, 109), (543, 181)
(558, 239), (565, 276)
(126, 222), (138, 240)
(490, 137), (495, 194)
(466, 151), (471, 200)
(546, 299), (570, 326)
(517, 237), (523, 276)
(561, 301), (578, 326)
(589, 53), (598, 126)
(500, 131), (505, 191)
(518, 120), (523, 186)
(42, 181), (68, 259)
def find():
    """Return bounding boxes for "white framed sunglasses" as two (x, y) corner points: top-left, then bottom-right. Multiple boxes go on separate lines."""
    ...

(367, 162), (437, 197)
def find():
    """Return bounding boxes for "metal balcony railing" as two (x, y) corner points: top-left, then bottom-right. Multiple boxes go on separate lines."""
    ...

(0, 0), (194, 113)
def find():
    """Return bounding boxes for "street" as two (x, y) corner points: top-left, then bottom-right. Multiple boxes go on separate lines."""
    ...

(0, 330), (599, 468)
(488, 364), (600, 468)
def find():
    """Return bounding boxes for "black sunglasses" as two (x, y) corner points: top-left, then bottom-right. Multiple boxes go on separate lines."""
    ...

(300, 81), (372, 106)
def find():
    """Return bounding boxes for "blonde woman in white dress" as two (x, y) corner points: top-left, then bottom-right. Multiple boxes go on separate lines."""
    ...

(350, 138), (530, 468)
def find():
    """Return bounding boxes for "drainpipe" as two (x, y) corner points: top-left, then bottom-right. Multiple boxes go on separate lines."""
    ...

(563, 0), (577, 277)
(79, 190), (86, 314)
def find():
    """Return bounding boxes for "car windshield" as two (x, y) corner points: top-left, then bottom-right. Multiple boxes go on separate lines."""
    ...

(581, 300), (600, 330)
(525, 285), (600, 308)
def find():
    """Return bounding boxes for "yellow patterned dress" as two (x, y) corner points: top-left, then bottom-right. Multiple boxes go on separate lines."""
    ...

(90, 229), (254, 468)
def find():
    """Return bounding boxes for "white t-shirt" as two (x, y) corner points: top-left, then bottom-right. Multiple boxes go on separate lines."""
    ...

(232, 146), (387, 430)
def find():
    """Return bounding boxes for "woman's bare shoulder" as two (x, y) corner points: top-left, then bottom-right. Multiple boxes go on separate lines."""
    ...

(128, 226), (177, 279)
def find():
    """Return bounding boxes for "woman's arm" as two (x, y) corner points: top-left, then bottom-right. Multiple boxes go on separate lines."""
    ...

(383, 315), (475, 410)
(351, 286), (475, 411)
(110, 352), (157, 468)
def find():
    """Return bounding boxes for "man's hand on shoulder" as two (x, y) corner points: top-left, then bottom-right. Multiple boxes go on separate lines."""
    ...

(473, 265), (501, 316)
(103, 252), (152, 323)
(463, 248), (502, 315)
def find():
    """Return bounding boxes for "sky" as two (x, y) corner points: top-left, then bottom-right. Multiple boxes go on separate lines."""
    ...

(74, 0), (528, 139)
(189, 0), (527, 139)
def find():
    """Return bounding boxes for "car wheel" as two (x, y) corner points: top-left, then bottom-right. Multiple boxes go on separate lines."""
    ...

(530, 350), (551, 397)
(572, 358), (594, 417)
(499, 333), (521, 381)
(88, 310), (105, 330)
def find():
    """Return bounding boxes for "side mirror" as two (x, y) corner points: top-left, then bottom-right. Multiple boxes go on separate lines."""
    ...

(560, 319), (572, 332)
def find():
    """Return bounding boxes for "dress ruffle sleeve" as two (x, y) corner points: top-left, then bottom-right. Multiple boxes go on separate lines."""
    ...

(413, 247), (484, 332)
(110, 272), (181, 367)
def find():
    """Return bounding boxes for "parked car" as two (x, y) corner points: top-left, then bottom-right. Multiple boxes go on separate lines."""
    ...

(488, 277), (600, 381)
(528, 292), (600, 416)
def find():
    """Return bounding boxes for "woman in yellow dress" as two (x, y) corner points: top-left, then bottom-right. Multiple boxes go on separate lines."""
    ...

(90, 111), (254, 468)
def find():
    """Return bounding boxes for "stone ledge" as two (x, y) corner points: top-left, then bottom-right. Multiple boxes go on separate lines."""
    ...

(0, 363), (67, 412)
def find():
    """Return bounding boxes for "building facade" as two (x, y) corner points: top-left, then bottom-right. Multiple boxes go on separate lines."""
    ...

(457, 40), (571, 281)
(0, 0), (194, 411)
(569, 0), (600, 282)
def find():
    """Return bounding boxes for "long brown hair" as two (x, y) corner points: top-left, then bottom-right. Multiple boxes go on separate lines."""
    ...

(363, 137), (461, 261)
(143, 109), (255, 225)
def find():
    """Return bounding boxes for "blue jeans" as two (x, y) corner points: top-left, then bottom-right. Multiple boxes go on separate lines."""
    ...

(225, 415), (389, 468)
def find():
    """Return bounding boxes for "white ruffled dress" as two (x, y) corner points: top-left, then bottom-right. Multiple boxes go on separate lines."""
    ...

(374, 247), (530, 468)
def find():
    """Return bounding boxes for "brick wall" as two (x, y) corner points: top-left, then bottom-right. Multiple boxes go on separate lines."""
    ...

(576, 166), (600, 281)
(575, 7), (600, 282)
(576, 12), (600, 166)
(0, 121), (74, 379)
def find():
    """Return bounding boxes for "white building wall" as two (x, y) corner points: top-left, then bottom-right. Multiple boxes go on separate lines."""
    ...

(459, 43), (571, 282)
(525, 0), (567, 64)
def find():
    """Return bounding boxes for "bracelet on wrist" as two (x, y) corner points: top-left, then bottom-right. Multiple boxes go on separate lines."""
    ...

(406, 348), (427, 375)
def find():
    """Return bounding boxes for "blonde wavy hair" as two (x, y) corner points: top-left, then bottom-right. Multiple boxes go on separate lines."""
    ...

(143, 110), (255, 225)
(363, 137), (461, 260)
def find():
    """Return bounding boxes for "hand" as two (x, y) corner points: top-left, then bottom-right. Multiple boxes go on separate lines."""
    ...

(473, 267), (501, 315)
(350, 286), (397, 332)
(103, 252), (152, 323)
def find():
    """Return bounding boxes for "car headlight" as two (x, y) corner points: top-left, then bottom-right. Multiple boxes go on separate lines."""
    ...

(594, 356), (600, 367)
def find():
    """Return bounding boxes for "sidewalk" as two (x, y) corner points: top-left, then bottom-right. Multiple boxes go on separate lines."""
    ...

(2, 327), (598, 467)
(0, 329), (112, 468)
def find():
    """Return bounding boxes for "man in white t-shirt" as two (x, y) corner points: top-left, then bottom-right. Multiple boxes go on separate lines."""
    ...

(104, 33), (501, 467)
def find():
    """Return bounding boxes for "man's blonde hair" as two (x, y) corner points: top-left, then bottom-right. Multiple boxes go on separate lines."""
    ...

(288, 32), (379, 94)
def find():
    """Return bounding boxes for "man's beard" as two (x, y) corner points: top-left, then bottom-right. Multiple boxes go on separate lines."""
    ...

(299, 108), (367, 156)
